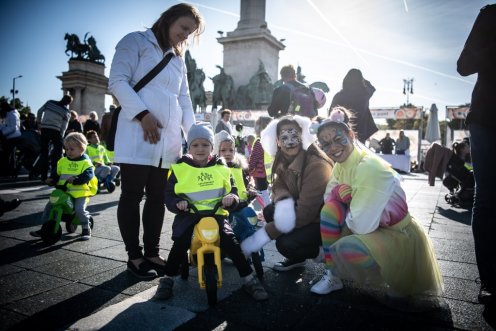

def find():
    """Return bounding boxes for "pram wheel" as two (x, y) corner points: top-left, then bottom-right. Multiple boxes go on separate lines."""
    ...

(41, 220), (62, 245)
(251, 252), (264, 279)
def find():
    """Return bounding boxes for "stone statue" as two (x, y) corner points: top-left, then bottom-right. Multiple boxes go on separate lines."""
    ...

(211, 65), (234, 109)
(235, 60), (273, 109)
(65, 33), (89, 59)
(87, 36), (105, 63)
(64, 33), (105, 64)
(185, 51), (206, 113)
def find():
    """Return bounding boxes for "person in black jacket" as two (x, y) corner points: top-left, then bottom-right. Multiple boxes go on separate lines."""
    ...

(330, 69), (378, 143)
(65, 110), (83, 136)
(457, 4), (496, 313)
(83, 111), (100, 135)
(267, 65), (307, 118)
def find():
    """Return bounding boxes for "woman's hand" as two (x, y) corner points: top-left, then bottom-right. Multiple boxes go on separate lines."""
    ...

(330, 184), (352, 205)
(176, 200), (188, 211)
(141, 113), (163, 144)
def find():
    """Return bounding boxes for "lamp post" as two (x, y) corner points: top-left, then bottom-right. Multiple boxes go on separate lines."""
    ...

(11, 75), (23, 107)
(403, 78), (414, 105)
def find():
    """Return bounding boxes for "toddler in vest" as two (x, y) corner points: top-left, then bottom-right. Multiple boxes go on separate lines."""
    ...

(214, 130), (264, 260)
(86, 130), (120, 191)
(30, 132), (98, 240)
(154, 123), (268, 301)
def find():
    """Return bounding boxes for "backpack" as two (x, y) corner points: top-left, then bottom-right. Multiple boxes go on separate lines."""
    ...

(289, 84), (318, 118)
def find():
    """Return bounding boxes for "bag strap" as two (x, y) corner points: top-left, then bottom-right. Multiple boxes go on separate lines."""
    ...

(132, 52), (174, 92)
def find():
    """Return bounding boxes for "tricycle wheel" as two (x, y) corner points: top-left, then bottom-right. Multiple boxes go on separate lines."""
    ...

(251, 252), (264, 279)
(204, 255), (217, 306)
(41, 220), (62, 245)
(65, 220), (78, 233)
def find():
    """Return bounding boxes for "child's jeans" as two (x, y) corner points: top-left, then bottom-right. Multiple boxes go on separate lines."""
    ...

(42, 197), (90, 229)
(95, 165), (111, 180)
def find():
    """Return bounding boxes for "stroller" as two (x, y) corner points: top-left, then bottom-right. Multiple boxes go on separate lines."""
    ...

(443, 154), (474, 209)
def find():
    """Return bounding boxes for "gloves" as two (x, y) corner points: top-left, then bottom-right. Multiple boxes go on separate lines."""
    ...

(241, 226), (271, 256)
(274, 198), (296, 233)
(330, 184), (352, 204)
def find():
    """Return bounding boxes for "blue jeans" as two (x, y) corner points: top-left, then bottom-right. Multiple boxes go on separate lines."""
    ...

(469, 123), (496, 292)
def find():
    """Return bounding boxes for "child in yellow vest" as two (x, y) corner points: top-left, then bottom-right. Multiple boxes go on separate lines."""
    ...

(30, 132), (98, 240)
(154, 123), (268, 301)
(214, 130), (265, 262)
(86, 130), (120, 191)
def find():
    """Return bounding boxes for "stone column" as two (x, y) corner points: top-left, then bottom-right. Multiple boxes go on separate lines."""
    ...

(58, 60), (109, 118)
(218, 0), (285, 90)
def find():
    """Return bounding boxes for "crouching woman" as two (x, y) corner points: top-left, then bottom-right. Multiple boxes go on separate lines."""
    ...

(311, 107), (443, 310)
(241, 115), (334, 271)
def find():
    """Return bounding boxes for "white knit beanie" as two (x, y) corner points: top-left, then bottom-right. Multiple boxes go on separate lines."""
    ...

(214, 130), (235, 154)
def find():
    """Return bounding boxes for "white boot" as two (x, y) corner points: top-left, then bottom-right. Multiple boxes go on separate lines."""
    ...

(310, 269), (343, 295)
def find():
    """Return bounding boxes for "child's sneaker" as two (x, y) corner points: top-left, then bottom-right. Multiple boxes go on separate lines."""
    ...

(243, 277), (269, 301)
(154, 277), (174, 300)
(81, 228), (91, 241)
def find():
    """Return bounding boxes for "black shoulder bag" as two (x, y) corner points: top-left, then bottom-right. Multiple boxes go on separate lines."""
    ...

(106, 53), (174, 151)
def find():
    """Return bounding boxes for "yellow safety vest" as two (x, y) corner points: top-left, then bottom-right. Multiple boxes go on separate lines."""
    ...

(57, 157), (98, 198)
(171, 162), (232, 216)
(86, 144), (107, 165)
(230, 167), (248, 201)
(251, 137), (273, 183)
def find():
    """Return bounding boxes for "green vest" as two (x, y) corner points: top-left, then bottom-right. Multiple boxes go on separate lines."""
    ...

(230, 166), (248, 201)
(57, 157), (98, 198)
(171, 162), (231, 216)
(86, 144), (107, 165)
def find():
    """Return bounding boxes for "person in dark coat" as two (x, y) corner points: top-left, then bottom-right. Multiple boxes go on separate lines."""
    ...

(330, 69), (378, 143)
(65, 110), (83, 136)
(457, 4), (496, 315)
(83, 111), (100, 135)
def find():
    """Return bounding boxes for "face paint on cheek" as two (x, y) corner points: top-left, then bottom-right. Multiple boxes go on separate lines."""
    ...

(279, 128), (301, 148)
(335, 129), (348, 146)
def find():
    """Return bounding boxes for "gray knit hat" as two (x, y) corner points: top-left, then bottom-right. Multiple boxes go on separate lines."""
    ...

(187, 122), (214, 147)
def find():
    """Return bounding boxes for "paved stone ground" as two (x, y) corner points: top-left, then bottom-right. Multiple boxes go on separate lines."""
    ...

(0, 173), (493, 330)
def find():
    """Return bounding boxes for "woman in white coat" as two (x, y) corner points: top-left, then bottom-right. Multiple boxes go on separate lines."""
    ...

(108, 3), (204, 279)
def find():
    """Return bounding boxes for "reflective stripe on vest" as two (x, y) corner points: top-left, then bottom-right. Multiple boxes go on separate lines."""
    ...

(171, 162), (231, 216)
(86, 144), (106, 165)
(57, 157), (98, 198)
(230, 167), (248, 201)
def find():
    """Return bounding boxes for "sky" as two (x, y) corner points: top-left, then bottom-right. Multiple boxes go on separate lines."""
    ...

(0, 0), (490, 120)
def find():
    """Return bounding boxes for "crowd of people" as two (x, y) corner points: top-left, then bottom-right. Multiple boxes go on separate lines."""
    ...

(2, 2), (493, 322)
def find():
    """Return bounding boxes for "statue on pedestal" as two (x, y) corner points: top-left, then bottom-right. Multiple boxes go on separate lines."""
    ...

(185, 51), (206, 113)
(64, 33), (105, 64)
(211, 65), (234, 110)
(235, 60), (273, 109)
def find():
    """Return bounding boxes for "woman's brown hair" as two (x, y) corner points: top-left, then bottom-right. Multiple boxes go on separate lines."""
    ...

(151, 3), (204, 56)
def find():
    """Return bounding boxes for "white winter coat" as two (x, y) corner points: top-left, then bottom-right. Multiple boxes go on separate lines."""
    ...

(109, 29), (195, 168)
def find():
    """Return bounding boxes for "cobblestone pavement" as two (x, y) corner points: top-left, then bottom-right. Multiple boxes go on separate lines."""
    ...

(0, 173), (492, 330)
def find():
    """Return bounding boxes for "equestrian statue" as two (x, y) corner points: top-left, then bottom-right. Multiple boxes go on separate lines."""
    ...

(64, 33), (105, 64)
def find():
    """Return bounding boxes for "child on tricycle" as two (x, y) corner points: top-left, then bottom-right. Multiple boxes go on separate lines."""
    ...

(30, 132), (98, 241)
(153, 123), (268, 302)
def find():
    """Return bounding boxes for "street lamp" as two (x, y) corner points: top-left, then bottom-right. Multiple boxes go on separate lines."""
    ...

(11, 75), (23, 107)
(403, 78), (414, 105)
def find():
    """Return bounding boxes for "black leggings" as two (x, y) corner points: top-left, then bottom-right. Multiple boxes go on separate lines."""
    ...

(164, 220), (253, 278)
(117, 163), (168, 260)
(264, 203), (321, 262)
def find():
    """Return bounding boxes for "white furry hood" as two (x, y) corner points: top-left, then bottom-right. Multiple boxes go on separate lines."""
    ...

(260, 115), (316, 157)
